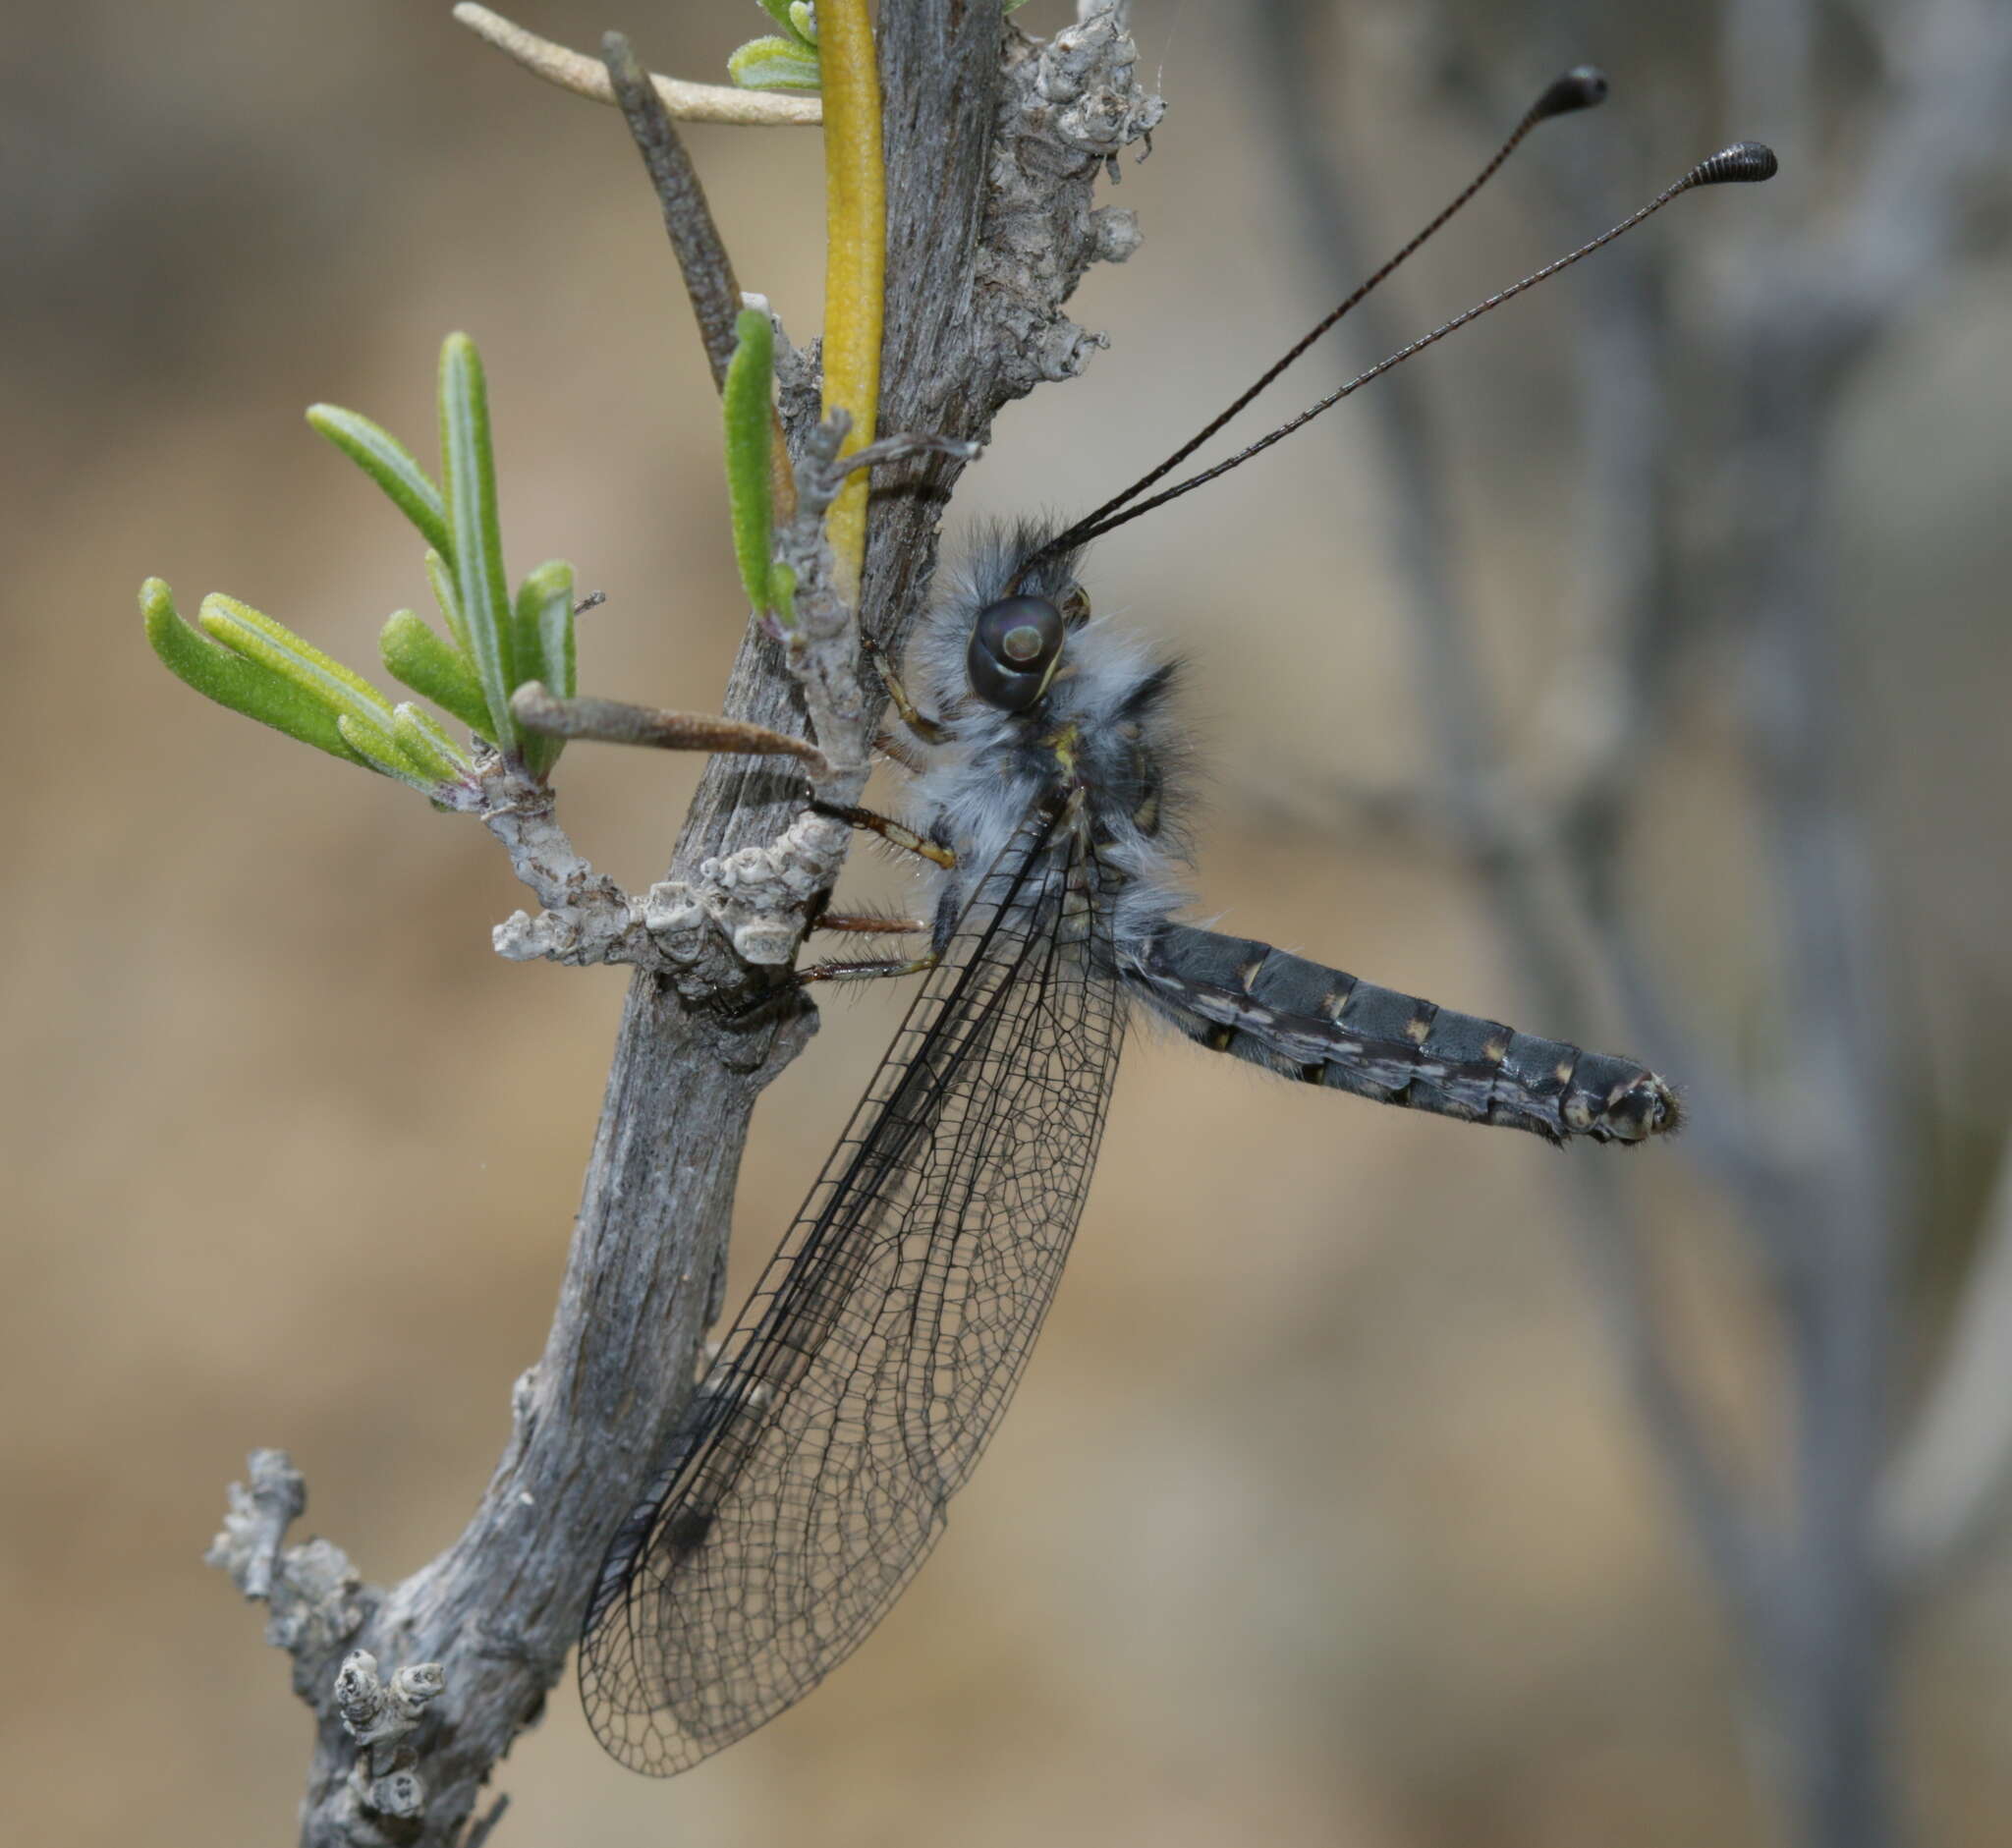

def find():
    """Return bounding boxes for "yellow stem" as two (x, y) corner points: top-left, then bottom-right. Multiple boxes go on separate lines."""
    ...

(816, 0), (884, 606)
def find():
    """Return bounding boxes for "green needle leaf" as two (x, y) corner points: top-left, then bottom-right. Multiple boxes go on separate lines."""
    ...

(142, 579), (367, 765)
(754, 0), (815, 44)
(337, 711), (443, 791)
(307, 404), (452, 562)
(724, 308), (778, 620)
(729, 35), (822, 91)
(514, 561), (577, 700)
(423, 547), (472, 658)
(787, 3), (819, 45)
(392, 702), (471, 785)
(438, 333), (517, 754)
(380, 608), (491, 735)
(197, 593), (400, 733)
(512, 560), (577, 779)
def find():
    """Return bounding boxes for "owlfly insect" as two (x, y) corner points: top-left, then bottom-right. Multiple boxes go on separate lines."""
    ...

(580, 65), (1774, 1775)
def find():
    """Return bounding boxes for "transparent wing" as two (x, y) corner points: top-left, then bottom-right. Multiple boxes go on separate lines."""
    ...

(580, 806), (1126, 1775)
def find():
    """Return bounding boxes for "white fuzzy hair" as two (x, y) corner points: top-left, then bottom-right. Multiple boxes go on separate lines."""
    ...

(897, 523), (1196, 953)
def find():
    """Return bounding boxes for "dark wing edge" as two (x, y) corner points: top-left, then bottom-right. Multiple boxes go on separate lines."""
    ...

(580, 807), (1127, 1775)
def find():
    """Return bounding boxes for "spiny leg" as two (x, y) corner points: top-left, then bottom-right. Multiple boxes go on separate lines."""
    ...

(798, 910), (937, 987)
(862, 633), (946, 746)
(810, 801), (958, 869)
(874, 728), (931, 775)
(796, 952), (941, 987)
(813, 913), (931, 935)
(721, 945), (940, 1023)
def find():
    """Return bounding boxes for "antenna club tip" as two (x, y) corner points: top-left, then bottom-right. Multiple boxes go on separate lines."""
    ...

(1533, 65), (1609, 121)
(1693, 140), (1779, 187)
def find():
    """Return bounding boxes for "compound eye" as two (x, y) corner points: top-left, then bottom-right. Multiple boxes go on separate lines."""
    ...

(969, 595), (1066, 712)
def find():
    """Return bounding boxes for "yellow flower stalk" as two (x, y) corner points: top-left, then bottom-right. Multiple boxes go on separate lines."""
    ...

(816, 0), (884, 604)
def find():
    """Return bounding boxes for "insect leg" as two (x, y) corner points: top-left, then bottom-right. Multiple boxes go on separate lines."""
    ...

(874, 729), (931, 775)
(793, 951), (942, 988)
(810, 801), (958, 869)
(862, 633), (946, 745)
(717, 946), (941, 1023)
(813, 913), (932, 935)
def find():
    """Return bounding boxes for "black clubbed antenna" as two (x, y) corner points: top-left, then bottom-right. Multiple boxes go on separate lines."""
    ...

(1035, 66), (1609, 570)
(1032, 141), (1777, 561)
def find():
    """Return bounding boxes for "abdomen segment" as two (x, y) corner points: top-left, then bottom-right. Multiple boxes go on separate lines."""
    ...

(1131, 924), (1677, 1145)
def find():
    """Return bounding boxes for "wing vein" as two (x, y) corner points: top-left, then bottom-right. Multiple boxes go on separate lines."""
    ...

(580, 802), (1127, 1775)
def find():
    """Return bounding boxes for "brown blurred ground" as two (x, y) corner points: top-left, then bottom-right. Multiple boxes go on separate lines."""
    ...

(5, 3), (2011, 1844)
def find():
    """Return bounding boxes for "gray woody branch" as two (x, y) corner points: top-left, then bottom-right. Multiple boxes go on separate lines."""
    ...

(1251, 1), (2011, 1845)
(206, 8), (1159, 1846)
(1248, 0), (1781, 1660)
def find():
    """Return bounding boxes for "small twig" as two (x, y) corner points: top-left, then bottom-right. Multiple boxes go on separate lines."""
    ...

(464, 1795), (512, 1848)
(453, 4), (821, 128)
(206, 1447), (305, 1601)
(1774, 0), (2012, 369)
(770, 415), (875, 749)
(601, 32), (747, 391)
(841, 431), (982, 477)
(512, 683), (834, 780)
(1879, 1137), (2012, 1589)
(596, 38), (799, 512)
(206, 1450), (367, 1687)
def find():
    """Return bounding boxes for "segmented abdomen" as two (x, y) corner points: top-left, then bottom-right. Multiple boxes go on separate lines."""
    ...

(1130, 924), (1677, 1145)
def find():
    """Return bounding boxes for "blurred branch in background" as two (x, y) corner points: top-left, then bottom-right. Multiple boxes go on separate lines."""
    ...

(1249, 0), (2012, 1842)
(1882, 1144), (2012, 1587)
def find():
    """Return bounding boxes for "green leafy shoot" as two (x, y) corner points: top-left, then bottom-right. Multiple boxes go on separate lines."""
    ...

(198, 593), (401, 735)
(144, 332), (582, 800)
(754, 0), (815, 42)
(379, 609), (492, 736)
(723, 308), (782, 624)
(423, 546), (473, 658)
(438, 332), (518, 754)
(143, 579), (473, 794)
(307, 404), (452, 562)
(391, 704), (471, 786)
(512, 561), (577, 778)
(143, 580), (368, 767)
(729, 35), (822, 92)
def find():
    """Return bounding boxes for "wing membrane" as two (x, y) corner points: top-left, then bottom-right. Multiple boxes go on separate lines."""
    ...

(581, 806), (1125, 1774)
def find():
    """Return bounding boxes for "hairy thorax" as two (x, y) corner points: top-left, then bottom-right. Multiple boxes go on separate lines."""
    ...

(900, 524), (1194, 952)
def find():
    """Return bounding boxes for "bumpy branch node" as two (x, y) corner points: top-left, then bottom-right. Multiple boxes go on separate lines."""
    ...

(335, 1651), (448, 1830)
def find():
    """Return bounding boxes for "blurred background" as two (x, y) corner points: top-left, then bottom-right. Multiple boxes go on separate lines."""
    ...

(4, 1), (2009, 1843)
